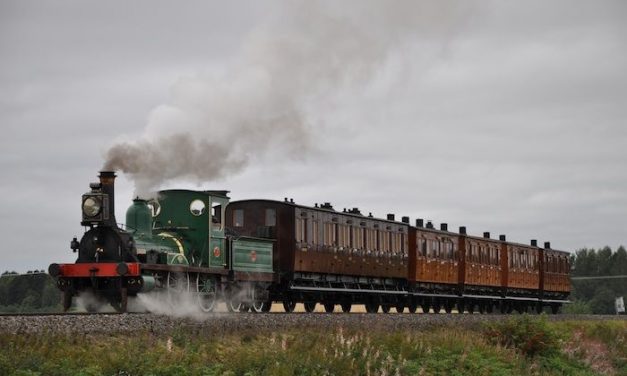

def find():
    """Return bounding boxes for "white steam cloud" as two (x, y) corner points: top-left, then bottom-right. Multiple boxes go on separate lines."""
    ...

(104, 1), (469, 195)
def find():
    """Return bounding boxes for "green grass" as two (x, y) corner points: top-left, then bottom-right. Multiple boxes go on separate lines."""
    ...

(1, 317), (625, 376)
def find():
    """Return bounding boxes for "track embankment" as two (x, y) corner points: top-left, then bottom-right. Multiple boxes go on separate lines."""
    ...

(1, 312), (623, 335)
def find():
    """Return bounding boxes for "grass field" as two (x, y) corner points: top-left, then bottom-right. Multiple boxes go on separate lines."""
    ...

(1, 315), (625, 376)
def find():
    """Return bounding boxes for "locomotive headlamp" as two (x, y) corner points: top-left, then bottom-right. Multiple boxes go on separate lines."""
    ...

(82, 196), (102, 217)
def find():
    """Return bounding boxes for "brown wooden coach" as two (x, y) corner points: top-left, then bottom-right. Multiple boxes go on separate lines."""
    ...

(226, 199), (570, 314)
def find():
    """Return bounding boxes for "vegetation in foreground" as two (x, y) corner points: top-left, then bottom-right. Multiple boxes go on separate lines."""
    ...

(1, 316), (625, 376)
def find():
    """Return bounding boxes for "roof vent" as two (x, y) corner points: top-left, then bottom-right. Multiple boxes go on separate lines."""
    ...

(416, 219), (424, 228)
(387, 214), (395, 221)
(368, 212), (373, 218)
(544, 242), (551, 249)
(499, 235), (506, 241)
(531, 239), (537, 247)
(459, 226), (467, 235)
(401, 216), (410, 224)
(320, 202), (334, 210)
(348, 207), (362, 215)
(426, 221), (434, 229)
(290, 198), (294, 203)
(440, 223), (448, 232)
(483, 232), (490, 239)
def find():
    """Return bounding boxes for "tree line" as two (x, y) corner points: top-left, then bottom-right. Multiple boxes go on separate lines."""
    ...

(0, 272), (61, 313)
(567, 246), (627, 314)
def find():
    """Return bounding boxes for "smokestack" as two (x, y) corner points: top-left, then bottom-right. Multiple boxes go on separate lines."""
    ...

(531, 239), (538, 247)
(99, 171), (117, 226)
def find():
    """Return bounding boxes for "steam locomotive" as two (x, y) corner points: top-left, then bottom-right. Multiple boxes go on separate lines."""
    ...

(49, 171), (570, 313)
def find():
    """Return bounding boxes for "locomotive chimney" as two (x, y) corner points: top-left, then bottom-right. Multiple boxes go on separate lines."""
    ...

(99, 171), (117, 226)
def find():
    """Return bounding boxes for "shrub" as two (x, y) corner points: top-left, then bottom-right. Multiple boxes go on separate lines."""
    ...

(484, 315), (561, 357)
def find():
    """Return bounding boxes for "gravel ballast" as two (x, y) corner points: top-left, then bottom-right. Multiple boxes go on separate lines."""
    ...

(1, 313), (624, 335)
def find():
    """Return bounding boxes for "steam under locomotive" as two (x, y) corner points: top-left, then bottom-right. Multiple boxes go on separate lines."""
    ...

(49, 171), (570, 314)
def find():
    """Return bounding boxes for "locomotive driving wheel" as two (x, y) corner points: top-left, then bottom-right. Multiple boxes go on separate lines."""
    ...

(226, 286), (244, 312)
(250, 285), (269, 313)
(167, 272), (190, 305)
(196, 274), (217, 312)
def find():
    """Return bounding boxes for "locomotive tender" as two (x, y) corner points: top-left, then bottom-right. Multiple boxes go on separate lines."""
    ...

(49, 171), (570, 314)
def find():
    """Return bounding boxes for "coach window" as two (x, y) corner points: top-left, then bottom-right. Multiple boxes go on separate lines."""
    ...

(311, 220), (319, 246)
(296, 218), (307, 243)
(233, 209), (244, 227)
(265, 209), (276, 226)
(211, 202), (223, 230)
(323, 222), (334, 246)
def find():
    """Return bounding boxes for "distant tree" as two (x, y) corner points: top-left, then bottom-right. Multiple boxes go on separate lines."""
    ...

(570, 246), (627, 314)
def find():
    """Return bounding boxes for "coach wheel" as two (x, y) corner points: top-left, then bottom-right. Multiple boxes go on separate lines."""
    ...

(444, 300), (453, 314)
(486, 302), (494, 314)
(341, 303), (352, 313)
(499, 301), (507, 314)
(432, 300), (442, 314)
(196, 274), (217, 313)
(516, 303), (528, 314)
(304, 302), (317, 313)
(551, 304), (560, 314)
(507, 302), (514, 314)
(408, 300), (418, 313)
(261, 301), (272, 312)
(395, 303), (405, 313)
(421, 300), (431, 314)
(381, 305), (391, 314)
(457, 300), (465, 314)
(239, 303), (251, 313)
(283, 299), (296, 313)
(467, 301), (475, 314)
(478, 302), (486, 314)
(535, 303), (543, 314)
(323, 303), (335, 313)
(365, 302), (379, 313)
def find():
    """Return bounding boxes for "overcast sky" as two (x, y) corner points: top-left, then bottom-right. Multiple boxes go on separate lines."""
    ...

(1, 1), (626, 272)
